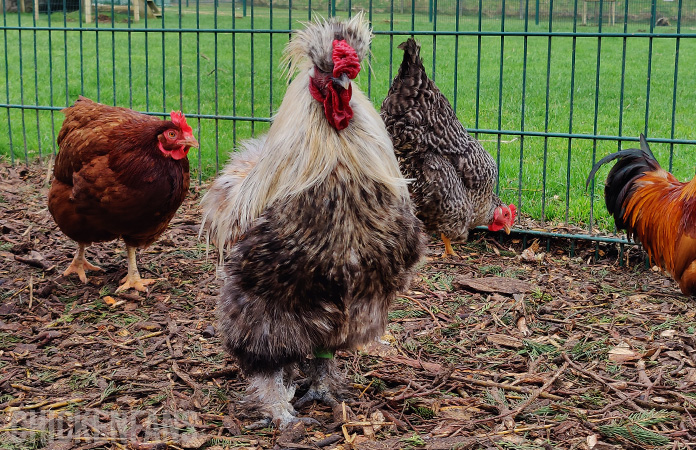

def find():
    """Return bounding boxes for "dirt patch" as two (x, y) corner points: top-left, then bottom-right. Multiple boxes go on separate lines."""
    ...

(1, 162), (695, 449)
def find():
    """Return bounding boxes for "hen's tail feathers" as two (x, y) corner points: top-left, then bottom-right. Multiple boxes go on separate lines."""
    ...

(200, 137), (265, 264)
(396, 38), (425, 77)
(586, 134), (661, 230)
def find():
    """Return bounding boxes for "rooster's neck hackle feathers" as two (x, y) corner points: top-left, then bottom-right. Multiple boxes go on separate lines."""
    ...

(201, 14), (409, 257)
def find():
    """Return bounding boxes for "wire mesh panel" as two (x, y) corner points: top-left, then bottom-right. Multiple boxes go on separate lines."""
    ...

(1, 0), (695, 237)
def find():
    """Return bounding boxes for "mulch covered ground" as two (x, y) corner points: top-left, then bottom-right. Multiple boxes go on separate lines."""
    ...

(2, 162), (696, 450)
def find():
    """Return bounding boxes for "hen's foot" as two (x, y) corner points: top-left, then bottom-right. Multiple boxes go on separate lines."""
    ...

(441, 234), (459, 258)
(63, 244), (102, 283)
(115, 274), (156, 293)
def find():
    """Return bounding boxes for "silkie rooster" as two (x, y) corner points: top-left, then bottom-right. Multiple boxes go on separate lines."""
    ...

(201, 14), (424, 428)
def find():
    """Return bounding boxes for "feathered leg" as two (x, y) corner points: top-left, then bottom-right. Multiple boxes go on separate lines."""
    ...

(244, 368), (319, 429)
(295, 358), (344, 416)
(441, 234), (459, 258)
(63, 243), (102, 283)
(115, 245), (157, 293)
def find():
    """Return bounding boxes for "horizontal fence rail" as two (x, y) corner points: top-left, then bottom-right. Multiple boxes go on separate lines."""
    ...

(1, 0), (695, 245)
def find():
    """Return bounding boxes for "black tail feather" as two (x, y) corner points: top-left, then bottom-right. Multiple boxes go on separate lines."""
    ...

(586, 134), (662, 230)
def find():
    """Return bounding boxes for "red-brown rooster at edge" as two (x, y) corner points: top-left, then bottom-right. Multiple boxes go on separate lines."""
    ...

(201, 14), (424, 428)
(49, 97), (199, 293)
(587, 134), (696, 296)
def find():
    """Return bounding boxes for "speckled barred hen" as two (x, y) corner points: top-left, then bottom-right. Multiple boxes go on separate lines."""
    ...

(381, 38), (516, 257)
(201, 14), (424, 428)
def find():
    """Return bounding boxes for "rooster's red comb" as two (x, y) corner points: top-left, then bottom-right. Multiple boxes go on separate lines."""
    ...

(170, 111), (193, 135)
(332, 40), (361, 79)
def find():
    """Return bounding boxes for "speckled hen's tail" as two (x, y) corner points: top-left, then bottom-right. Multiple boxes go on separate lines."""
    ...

(200, 137), (266, 263)
(395, 38), (425, 78)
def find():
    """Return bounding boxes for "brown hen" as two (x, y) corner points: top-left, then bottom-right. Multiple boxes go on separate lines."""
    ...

(49, 96), (199, 293)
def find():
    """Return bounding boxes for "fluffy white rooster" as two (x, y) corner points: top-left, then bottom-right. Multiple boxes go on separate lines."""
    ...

(201, 14), (424, 428)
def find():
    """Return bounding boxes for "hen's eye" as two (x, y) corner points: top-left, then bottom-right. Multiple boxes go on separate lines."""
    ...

(167, 130), (177, 139)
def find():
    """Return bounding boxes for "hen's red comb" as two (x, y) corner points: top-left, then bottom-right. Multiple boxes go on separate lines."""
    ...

(509, 204), (517, 220)
(170, 111), (193, 135)
(332, 40), (361, 80)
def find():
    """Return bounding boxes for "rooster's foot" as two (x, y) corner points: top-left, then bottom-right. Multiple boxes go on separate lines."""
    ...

(294, 385), (340, 409)
(246, 414), (320, 430)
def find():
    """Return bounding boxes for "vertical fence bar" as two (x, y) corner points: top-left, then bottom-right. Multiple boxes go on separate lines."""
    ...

(388, 0), (393, 84)
(161, 0), (167, 114)
(178, 0), (183, 110)
(269, 0), (273, 118)
(495, 0), (506, 196)
(196, 0), (201, 183)
(617, 0), (629, 152)
(3, 0), (13, 163)
(367, 0), (372, 98)
(669, 0), (683, 172)
(111, 0), (116, 105)
(431, 0), (436, 82)
(17, 8), (28, 163)
(78, 0), (85, 96)
(47, 0), (56, 155)
(588, 0), (604, 230)
(62, 0), (68, 106)
(232, 0), (237, 147)
(214, 0), (219, 172)
(128, 0), (133, 107)
(541, 0), (554, 224)
(95, 0), (100, 102)
(452, 0), (459, 112)
(564, 0), (578, 225)
(517, 0), (529, 214)
(644, 0), (656, 138)
(474, 0), (482, 138)
(144, 0), (150, 111)
(31, 0), (41, 158)
(250, 0), (255, 136)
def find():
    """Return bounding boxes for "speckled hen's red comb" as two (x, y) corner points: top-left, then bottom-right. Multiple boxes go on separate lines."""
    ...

(170, 111), (193, 135)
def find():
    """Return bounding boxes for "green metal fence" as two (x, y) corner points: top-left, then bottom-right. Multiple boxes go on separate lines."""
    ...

(1, 0), (695, 244)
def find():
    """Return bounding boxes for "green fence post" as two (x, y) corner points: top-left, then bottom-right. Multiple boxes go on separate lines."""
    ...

(428, 0), (432, 22)
(243, 0), (247, 17)
(535, 0), (539, 25)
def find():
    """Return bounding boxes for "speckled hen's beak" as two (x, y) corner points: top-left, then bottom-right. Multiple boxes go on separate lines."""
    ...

(504, 224), (512, 234)
(333, 73), (351, 90)
(181, 136), (200, 149)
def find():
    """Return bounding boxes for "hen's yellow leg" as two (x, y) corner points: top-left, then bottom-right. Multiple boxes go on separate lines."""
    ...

(63, 243), (102, 283)
(115, 245), (157, 293)
(441, 234), (459, 258)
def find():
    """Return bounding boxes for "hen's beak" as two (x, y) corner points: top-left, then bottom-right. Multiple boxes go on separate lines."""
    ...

(503, 224), (512, 235)
(333, 73), (351, 90)
(180, 136), (200, 149)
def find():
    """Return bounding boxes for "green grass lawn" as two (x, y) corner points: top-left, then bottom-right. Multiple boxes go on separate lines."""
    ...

(1, 3), (695, 230)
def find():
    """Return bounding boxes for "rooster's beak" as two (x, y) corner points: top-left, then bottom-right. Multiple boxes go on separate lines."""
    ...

(180, 136), (200, 149)
(503, 224), (512, 235)
(333, 73), (351, 90)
